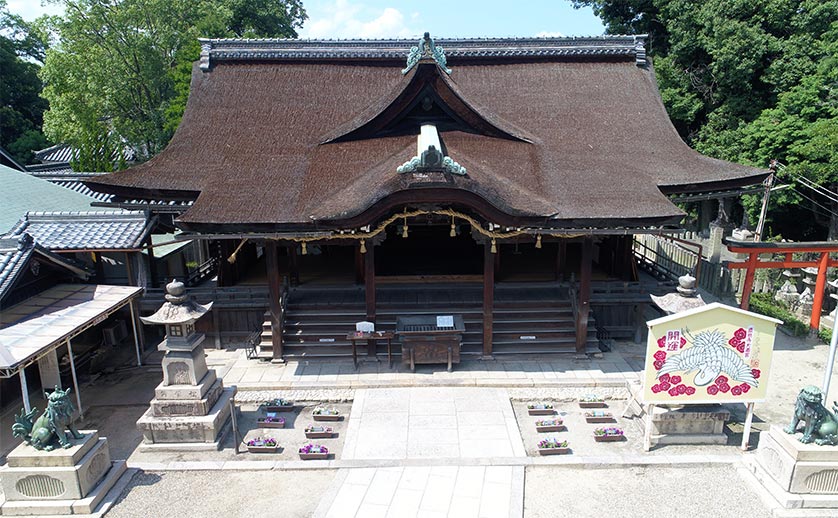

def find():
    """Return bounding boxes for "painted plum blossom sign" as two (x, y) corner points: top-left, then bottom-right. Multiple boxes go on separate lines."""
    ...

(642, 302), (781, 404)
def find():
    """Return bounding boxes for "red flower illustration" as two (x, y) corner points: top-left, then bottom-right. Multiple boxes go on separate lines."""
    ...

(651, 384), (661, 393)
(676, 384), (687, 394)
(741, 384), (751, 393)
(734, 328), (747, 340)
(719, 383), (730, 393)
(668, 388), (678, 397)
(685, 386), (696, 395)
(751, 369), (761, 379)
(731, 386), (742, 396)
(653, 351), (667, 361)
(715, 376), (728, 385)
(657, 337), (666, 348)
(660, 382), (671, 391)
(670, 375), (682, 385)
(659, 373), (671, 383)
(654, 360), (664, 370)
(707, 385), (719, 395)
(737, 344), (745, 353)
(679, 337), (687, 348)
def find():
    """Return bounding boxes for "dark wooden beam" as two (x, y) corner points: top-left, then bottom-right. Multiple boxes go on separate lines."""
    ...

(575, 237), (593, 354)
(289, 244), (299, 285)
(556, 240), (567, 281)
(483, 242), (494, 358)
(124, 252), (136, 286)
(266, 241), (284, 360)
(365, 242), (376, 356)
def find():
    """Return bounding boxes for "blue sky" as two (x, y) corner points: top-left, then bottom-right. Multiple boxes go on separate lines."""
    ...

(10, 0), (605, 38)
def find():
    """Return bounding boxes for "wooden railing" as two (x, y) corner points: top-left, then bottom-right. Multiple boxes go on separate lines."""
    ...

(633, 234), (702, 283)
(186, 256), (219, 287)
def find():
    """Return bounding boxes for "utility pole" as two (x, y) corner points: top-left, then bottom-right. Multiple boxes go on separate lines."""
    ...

(754, 161), (776, 242)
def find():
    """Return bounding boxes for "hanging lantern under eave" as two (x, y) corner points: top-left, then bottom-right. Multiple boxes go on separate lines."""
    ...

(301, 242), (308, 255)
(360, 240), (367, 253)
(450, 217), (456, 237)
(491, 238), (497, 254)
(535, 234), (542, 249)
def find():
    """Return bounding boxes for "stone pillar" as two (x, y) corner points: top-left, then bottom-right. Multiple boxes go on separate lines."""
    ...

(38, 349), (62, 391)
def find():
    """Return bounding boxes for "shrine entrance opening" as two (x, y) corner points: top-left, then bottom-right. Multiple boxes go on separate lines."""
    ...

(375, 223), (482, 278)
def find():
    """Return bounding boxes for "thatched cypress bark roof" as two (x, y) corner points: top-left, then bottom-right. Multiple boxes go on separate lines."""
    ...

(87, 36), (767, 232)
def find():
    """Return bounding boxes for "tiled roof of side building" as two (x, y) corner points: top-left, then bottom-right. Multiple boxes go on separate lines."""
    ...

(86, 35), (767, 231)
(6, 211), (152, 251)
(0, 234), (90, 304)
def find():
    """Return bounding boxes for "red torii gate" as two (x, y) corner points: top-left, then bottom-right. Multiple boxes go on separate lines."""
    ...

(725, 239), (838, 331)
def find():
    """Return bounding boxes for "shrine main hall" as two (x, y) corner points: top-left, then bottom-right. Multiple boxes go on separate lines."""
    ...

(87, 34), (768, 362)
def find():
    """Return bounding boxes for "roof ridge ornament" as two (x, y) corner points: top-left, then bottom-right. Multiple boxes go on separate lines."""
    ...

(397, 124), (466, 175)
(402, 32), (452, 75)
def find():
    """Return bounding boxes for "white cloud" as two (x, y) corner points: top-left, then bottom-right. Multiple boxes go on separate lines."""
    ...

(300, 0), (418, 39)
(6, 1), (64, 21)
(535, 30), (565, 38)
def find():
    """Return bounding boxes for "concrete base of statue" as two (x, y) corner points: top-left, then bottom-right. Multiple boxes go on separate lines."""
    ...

(745, 425), (838, 513)
(0, 431), (133, 516)
(136, 385), (236, 451)
(650, 404), (730, 445)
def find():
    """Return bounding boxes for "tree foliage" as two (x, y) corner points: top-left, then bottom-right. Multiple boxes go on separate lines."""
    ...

(574, 0), (838, 239)
(0, 0), (51, 164)
(40, 0), (306, 171)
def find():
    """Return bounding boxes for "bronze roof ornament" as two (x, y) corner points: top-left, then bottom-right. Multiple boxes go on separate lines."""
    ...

(402, 32), (452, 75)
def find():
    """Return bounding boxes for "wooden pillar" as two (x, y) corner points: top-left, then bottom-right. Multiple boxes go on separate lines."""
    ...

(812, 252), (829, 331)
(556, 241), (567, 281)
(739, 252), (759, 310)
(146, 236), (158, 288)
(289, 244), (300, 286)
(267, 242), (284, 360)
(483, 242), (495, 358)
(355, 245), (364, 284)
(576, 237), (593, 354)
(364, 242), (376, 356)
(124, 252), (136, 286)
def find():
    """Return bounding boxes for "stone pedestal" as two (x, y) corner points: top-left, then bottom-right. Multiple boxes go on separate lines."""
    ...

(0, 431), (127, 516)
(747, 425), (838, 510)
(650, 404), (730, 445)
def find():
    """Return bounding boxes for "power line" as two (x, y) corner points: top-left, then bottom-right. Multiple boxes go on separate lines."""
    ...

(788, 186), (838, 218)
(773, 161), (838, 202)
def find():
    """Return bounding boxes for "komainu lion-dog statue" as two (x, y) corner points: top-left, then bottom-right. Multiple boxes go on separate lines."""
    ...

(11, 386), (84, 451)
(784, 385), (838, 446)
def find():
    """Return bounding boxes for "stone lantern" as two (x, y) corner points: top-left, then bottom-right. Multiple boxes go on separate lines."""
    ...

(136, 279), (235, 449)
(650, 274), (706, 315)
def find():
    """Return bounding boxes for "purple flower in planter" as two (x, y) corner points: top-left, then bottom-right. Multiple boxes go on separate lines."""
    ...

(593, 427), (623, 436)
(247, 436), (277, 447)
(299, 443), (328, 454)
(537, 437), (568, 448)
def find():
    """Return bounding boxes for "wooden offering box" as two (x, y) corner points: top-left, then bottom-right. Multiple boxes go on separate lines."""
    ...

(396, 315), (465, 372)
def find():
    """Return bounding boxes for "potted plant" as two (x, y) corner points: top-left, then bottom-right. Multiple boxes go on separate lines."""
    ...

(578, 394), (607, 409)
(593, 427), (625, 442)
(246, 437), (279, 453)
(535, 418), (565, 433)
(312, 406), (341, 421)
(584, 410), (615, 424)
(305, 425), (335, 439)
(262, 398), (294, 412)
(299, 443), (329, 460)
(257, 413), (286, 429)
(537, 437), (570, 455)
(527, 402), (555, 416)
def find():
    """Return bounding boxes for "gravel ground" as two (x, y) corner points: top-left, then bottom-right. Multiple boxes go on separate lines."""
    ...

(107, 469), (336, 518)
(524, 465), (771, 518)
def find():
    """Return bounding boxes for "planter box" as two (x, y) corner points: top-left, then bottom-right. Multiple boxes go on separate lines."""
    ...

(312, 414), (341, 421)
(257, 418), (285, 429)
(264, 405), (294, 412)
(528, 408), (555, 416)
(247, 445), (279, 453)
(594, 434), (625, 442)
(585, 415), (616, 424)
(538, 447), (570, 455)
(536, 424), (566, 433)
(579, 402), (607, 409)
(305, 428), (334, 439)
(299, 452), (329, 460)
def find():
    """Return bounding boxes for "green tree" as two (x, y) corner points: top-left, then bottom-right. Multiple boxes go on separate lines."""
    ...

(0, 0), (51, 164)
(573, 0), (838, 239)
(40, 0), (306, 171)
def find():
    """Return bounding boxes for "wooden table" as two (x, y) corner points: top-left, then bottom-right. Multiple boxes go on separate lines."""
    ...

(346, 331), (395, 369)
